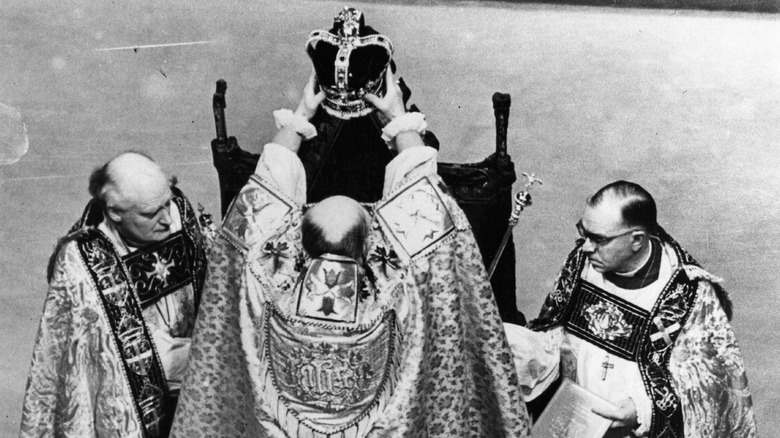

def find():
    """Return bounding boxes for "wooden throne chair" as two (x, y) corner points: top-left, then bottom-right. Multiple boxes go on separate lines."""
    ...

(209, 79), (525, 325)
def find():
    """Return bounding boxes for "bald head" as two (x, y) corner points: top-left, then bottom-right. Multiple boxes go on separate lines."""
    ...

(90, 151), (175, 245)
(92, 152), (169, 210)
(587, 180), (657, 233)
(302, 196), (371, 262)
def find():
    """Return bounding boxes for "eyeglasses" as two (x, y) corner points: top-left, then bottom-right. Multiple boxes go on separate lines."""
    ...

(576, 221), (639, 247)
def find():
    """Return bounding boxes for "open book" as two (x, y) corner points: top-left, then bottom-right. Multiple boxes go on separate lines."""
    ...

(532, 378), (616, 438)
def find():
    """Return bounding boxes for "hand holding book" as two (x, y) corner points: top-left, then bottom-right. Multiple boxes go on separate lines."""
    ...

(532, 379), (618, 438)
(591, 398), (638, 429)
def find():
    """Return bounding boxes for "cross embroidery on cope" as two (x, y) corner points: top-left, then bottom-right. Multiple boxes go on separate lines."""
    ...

(296, 255), (360, 323)
(221, 176), (295, 251)
(375, 176), (454, 259)
(650, 317), (681, 348)
(138, 383), (165, 434)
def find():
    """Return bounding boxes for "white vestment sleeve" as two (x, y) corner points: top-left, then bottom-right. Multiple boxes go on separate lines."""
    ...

(254, 143), (307, 205)
(503, 323), (563, 401)
(383, 146), (437, 195)
(151, 329), (191, 393)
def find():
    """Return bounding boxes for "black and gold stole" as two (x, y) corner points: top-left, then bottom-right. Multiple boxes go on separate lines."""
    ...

(78, 229), (171, 437)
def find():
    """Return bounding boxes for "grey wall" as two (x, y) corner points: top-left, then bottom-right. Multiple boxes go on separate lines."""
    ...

(1, 0), (777, 434)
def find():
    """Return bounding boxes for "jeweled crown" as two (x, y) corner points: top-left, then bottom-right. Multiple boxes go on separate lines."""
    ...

(306, 7), (394, 119)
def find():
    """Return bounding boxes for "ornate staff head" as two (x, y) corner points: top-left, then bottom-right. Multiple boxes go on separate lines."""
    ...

(509, 173), (543, 225)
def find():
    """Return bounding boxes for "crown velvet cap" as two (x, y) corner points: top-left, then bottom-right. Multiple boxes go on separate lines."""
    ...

(306, 7), (394, 119)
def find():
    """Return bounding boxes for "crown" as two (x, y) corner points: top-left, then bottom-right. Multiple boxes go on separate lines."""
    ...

(306, 7), (394, 119)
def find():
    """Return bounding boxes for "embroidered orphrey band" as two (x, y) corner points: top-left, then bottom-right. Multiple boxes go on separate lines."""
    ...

(78, 231), (169, 438)
(123, 232), (192, 309)
(565, 280), (650, 361)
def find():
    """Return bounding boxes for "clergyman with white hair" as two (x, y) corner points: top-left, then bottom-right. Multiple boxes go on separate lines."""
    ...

(20, 151), (210, 438)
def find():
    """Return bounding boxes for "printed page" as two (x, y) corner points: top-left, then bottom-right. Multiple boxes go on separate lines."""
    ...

(532, 378), (616, 438)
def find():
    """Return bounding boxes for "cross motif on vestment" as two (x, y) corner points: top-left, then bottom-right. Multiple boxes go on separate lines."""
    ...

(139, 396), (163, 432)
(124, 340), (152, 372)
(601, 355), (614, 380)
(149, 253), (175, 287)
(650, 317), (681, 347)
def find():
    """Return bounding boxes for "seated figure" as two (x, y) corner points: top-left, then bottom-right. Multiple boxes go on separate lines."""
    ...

(170, 69), (531, 437)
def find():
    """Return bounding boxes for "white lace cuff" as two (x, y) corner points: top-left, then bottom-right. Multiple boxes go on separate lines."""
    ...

(381, 112), (427, 142)
(630, 396), (651, 437)
(273, 109), (317, 140)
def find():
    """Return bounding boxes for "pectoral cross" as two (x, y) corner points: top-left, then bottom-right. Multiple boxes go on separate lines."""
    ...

(601, 355), (614, 380)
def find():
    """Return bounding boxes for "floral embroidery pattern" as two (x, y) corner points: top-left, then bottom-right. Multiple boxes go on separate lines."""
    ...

(584, 301), (633, 341)
(367, 246), (401, 278)
(260, 240), (290, 275)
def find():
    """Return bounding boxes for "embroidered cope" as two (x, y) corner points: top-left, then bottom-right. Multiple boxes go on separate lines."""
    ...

(20, 192), (208, 438)
(170, 144), (530, 437)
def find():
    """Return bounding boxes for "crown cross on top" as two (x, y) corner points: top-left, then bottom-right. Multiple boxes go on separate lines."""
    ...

(335, 7), (362, 39)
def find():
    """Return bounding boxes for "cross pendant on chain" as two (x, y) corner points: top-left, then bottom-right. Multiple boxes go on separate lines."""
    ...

(601, 355), (614, 380)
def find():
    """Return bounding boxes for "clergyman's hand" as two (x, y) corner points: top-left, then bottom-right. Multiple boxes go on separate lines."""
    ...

(592, 398), (638, 429)
(272, 71), (325, 153)
(294, 71), (326, 121)
(364, 67), (405, 121)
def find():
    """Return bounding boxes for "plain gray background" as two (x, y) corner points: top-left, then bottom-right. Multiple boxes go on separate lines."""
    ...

(1, 0), (777, 435)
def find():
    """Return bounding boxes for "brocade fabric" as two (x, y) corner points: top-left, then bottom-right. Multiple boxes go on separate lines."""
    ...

(170, 146), (530, 437)
(530, 233), (757, 438)
(20, 242), (144, 437)
(669, 282), (756, 438)
(20, 194), (208, 438)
